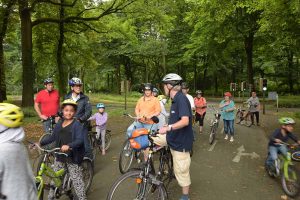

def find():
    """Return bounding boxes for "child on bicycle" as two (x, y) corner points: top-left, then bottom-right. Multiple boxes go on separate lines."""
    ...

(0, 103), (37, 200)
(39, 99), (87, 200)
(265, 117), (300, 168)
(88, 103), (108, 155)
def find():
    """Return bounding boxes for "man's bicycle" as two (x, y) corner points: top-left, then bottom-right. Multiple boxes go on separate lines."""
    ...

(236, 103), (252, 126)
(38, 116), (57, 150)
(107, 131), (171, 200)
(208, 106), (221, 145)
(265, 143), (300, 197)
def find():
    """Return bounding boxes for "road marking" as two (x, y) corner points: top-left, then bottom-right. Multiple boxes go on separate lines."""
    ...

(232, 145), (260, 163)
(208, 141), (217, 151)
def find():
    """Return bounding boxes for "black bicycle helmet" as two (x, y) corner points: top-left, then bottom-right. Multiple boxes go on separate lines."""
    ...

(181, 82), (189, 89)
(43, 78), (54, 85)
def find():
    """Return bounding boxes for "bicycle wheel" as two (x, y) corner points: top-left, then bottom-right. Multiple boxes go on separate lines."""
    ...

(107, 170), (167, 200)
(39, 133), (56, 150)
(119, 140), (134, 174)
(291, 151), (300, 162)
(88, 133), (97, 158)
(235, 111), (242, 124)
(281, 165), (300, 197)
(100, 133), (112, 151)
(81, 159), (93, 193)
(209, 126), (216, 145)
(159, 150), (174, 189)
(244, 113), (252, 127)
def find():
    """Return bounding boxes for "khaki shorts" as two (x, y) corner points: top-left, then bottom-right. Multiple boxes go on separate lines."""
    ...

(151, 134), (191, 187)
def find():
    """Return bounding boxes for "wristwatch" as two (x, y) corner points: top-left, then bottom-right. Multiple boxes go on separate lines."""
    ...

(168, 124), (173, 131)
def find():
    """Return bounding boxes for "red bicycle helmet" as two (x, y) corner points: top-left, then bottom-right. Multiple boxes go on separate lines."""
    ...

(224, 92), (232, 97)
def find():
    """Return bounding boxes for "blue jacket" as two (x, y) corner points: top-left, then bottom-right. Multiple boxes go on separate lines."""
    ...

(64, 92), (92, 127)
(40, 120), (85, 164)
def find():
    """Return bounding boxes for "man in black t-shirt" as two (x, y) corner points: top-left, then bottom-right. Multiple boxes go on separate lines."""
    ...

(156, 73), (193, 200)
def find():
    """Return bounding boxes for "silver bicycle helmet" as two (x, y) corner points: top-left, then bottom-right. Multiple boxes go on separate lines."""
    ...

(162, 73), (183, 86)
(69, 77), (83, 86)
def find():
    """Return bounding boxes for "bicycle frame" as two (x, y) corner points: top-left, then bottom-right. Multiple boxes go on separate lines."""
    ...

(36, 154), (65, 199)
(282, 153), (297, 180)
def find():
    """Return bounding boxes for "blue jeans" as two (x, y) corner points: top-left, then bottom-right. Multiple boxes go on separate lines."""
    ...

(126, 121), (159, 138)
(266, 145), (288, 166)
(223, 119), (234, 136)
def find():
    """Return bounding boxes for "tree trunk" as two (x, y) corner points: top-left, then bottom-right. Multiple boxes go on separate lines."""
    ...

(244, 33), (254, 90)
(56, 1), (66, 96)
(19, 0), (34, 107)
(193, 61), (197, 92)
(0, 42), (6, 102)
(0, 0), (15, 102)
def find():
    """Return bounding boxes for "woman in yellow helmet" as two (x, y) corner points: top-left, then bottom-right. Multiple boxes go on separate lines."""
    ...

(0, 103), (37, 200)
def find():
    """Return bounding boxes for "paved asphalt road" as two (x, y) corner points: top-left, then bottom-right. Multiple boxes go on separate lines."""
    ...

(84, 106), (296, 200)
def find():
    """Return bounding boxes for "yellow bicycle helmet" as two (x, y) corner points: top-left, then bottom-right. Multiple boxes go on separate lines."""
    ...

(62, 99), (78, 107)
(0, 103), (24, 128)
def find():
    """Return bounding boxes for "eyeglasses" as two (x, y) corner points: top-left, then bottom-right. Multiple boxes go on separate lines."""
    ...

(73, 85), (82, 87)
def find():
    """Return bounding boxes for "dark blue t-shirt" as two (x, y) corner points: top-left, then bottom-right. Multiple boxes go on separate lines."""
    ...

(268, 128), (298, 147)
(167, 91), (194, 152)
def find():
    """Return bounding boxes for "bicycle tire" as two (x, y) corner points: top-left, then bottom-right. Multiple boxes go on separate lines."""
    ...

(107, 170), (167, 200)
(281, 165), (300, 197)
(209, 126), (216, 145)
(235, 111), (242, 124)
(244, 113), (252, 127)
(291, 151), (300, 162)
(88, 133), (97, 158)
(81, 159), (93, 193)
(159, 150), (174, 189)
(119, 140), (134, 174)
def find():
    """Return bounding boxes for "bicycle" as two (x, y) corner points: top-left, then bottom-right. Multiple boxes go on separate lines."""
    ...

(88, 126), (112, 158)
(39, 116), (57, 150)
(32, 141), (94, 194)
(208, 106), (221, 145)
(236, 103), (252, 127)
(118, 113), (145, 174)
(107, 131), (169, 200)
(288, 144), (300, 162)
(265, 143), (300, 197)
(31, 143), (79, 200)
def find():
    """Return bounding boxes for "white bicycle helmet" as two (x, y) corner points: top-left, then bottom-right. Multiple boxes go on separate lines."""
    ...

(162, 73), (183, 86)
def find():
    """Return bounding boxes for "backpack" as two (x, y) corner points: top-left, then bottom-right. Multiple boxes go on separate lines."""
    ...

(128, 128), (149, 150)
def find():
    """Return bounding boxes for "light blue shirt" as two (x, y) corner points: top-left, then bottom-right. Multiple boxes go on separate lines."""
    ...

(220, 100), (235, 120)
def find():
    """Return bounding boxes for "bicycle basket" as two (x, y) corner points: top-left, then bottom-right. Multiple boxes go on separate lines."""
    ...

(129, 128), (149, 150)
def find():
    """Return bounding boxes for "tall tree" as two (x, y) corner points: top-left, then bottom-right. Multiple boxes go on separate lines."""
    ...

(0, 0), (16, 102)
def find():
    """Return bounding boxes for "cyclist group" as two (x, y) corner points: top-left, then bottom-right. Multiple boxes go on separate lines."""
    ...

(0, 72), (298, 200)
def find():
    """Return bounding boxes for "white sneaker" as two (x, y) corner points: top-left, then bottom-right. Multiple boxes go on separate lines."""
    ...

(224, 135), (228, 140)
(230, 137), (234, 142)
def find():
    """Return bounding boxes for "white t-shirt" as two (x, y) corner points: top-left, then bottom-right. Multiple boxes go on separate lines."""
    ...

(186, 94), (195, 110)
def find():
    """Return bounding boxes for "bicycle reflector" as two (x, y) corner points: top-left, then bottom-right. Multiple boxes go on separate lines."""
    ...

(136, 178), (142, 184)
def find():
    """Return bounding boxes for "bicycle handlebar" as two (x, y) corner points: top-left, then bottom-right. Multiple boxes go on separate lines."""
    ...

(28, 141), (70, 157)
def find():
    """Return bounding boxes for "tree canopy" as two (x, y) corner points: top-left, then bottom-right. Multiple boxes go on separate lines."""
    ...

(0, 0), (299, 105)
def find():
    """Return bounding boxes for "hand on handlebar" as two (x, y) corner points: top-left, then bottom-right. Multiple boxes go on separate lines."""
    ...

(274, 139), (283, 144)
(61, 145), (70, 152)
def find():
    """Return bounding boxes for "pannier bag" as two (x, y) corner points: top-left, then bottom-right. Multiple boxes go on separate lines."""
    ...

(129, 128), (149, 150)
